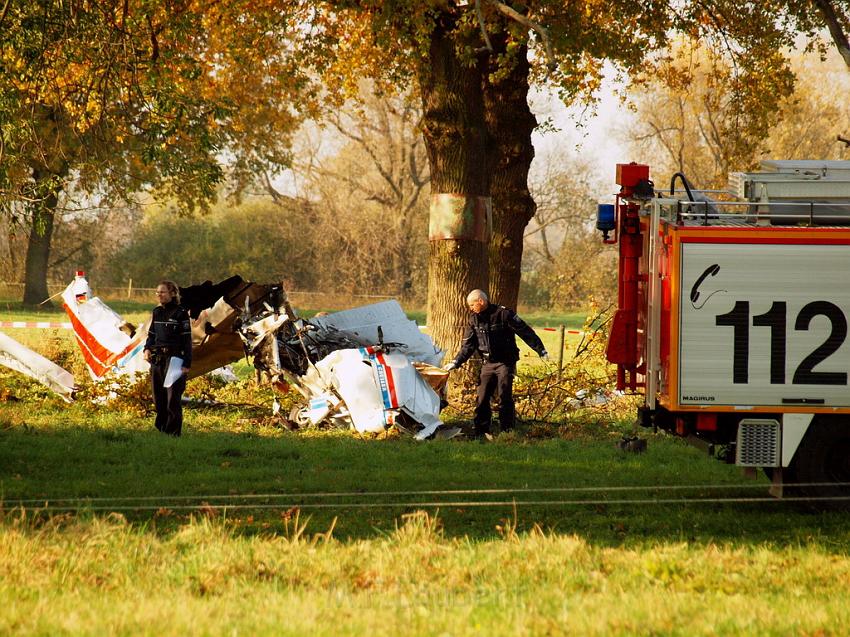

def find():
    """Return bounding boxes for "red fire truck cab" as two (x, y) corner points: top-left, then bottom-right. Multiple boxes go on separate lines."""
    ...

(601, 160), (850, 504)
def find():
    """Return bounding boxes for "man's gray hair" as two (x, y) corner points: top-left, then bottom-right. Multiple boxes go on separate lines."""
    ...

(466, 289), (488, 303)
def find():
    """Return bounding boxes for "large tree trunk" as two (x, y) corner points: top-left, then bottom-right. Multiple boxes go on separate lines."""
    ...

(483, 41), (537, 310)
(23, 168), (65, 306)
(419, 19), (491, 367)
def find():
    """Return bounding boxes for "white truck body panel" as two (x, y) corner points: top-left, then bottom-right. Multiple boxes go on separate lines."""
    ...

(679, 242), (850, 407)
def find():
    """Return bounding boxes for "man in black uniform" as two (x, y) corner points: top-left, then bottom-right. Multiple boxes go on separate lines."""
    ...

(444, 289), (548, 438)
(143, 280), (192, 436)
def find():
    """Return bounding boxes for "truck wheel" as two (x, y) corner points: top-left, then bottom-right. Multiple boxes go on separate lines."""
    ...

(789, 417), (850, 510)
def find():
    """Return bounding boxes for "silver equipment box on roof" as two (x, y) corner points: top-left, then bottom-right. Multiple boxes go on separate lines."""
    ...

(729, 160), (850, 225)
(760, 159), (850, 175)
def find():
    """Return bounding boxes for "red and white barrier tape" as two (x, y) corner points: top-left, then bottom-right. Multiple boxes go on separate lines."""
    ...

(541, 327), (584, 334)
(0, 321), (72, 329)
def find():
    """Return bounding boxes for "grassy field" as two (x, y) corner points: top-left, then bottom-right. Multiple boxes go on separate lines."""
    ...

(3, 510), (850, 636)
(3, 407), (850, 635)
(3, 303), (850, 634)
(1, 399), (825, 541)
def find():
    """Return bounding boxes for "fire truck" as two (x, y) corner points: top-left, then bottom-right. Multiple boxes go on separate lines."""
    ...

(599, 160), (850, 505)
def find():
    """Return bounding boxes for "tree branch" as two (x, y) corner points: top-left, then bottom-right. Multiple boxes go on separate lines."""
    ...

(261, 170), (288, 205)
(407, 142), (429, 189)
(485, 0), (556, 71)
(698, 95), (725, 171)
(146, 14), (160, 62)
(474, 0), (494, 53)
(330, 116), (403, 203)
(813, 0), (850, 69)
(0, 0), (10, 31)
(645, 119), (682, 168)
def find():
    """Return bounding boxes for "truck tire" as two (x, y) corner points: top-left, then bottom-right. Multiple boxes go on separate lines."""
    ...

(789, 417), (850, 510)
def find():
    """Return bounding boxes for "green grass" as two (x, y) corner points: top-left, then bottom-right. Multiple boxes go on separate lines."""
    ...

(3, 512), (850, 636)
(2, 406), (850, 635)
(2, 396), (849, 545)
(516, 309), (588, 329)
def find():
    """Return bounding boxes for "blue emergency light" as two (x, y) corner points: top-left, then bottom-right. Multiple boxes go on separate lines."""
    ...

(596, 203), (616, 241)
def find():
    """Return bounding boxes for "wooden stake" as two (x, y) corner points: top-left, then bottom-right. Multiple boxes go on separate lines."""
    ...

(557, 324), (565, 373)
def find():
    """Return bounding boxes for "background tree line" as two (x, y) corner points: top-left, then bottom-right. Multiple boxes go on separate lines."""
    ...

(3, 1), (850, 324)
(3, 45), (848, 312)
(0, 45), (850, 310)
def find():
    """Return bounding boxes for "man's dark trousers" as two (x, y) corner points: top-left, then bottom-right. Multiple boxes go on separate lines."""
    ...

(473, 361), (516, 436)
(150, 358), (186, 436)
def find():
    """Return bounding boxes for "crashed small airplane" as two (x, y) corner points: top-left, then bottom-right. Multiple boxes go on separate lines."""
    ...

(0, 273), (454, 440)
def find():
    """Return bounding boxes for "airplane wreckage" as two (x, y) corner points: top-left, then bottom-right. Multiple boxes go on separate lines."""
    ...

(1, 273), (458, 440)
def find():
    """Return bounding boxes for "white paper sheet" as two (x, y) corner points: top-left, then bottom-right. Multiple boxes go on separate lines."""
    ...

(164, 356), (184, 388)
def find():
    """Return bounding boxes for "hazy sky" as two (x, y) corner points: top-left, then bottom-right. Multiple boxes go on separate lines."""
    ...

(529, 74), (629, 200)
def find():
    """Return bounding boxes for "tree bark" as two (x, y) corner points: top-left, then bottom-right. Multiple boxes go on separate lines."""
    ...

(814, 0), (850, 69)
(419, 18), (491, 367)
(483, 41), (537, 310)
(22, 168), (64, 306)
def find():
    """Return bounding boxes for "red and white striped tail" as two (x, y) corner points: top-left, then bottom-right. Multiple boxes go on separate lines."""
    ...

(61, 280), (148, 380)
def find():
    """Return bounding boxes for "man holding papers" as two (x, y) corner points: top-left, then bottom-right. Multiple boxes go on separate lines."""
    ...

(143, 280), (192, 436)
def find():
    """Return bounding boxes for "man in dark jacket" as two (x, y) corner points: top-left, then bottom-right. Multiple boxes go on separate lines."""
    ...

(143, 280), (192, 436)
(445, 289), (548, 438)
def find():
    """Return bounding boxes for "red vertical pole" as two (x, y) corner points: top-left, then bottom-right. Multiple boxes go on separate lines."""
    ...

(606, 163), (650, 392)
(618, 200), (642, 391)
